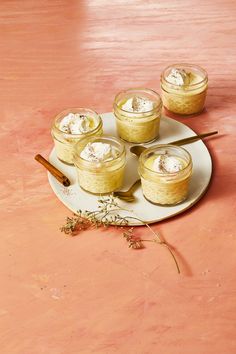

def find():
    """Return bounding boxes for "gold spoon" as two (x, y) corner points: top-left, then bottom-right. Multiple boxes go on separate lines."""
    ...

(113, 179), (141, 202)
(130, 130), (218, 157)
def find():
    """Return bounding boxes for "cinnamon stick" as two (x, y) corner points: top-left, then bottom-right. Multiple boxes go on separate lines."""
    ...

(35, 154), (71, 187)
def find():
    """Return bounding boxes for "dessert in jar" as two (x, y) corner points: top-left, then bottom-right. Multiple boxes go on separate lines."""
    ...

(161, 64), (208, 115)
(51, 108), (103, 165)
(138, 145), (192, 205)
(74, 136), (126, 194)
(113, 88), (162, 143)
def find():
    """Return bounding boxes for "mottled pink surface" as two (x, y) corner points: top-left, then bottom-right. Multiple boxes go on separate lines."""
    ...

(0, 1), (236, 353)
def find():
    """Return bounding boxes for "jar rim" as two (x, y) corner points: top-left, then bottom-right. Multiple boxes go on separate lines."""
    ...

(113, 87), (162, 115)
(74, 135), (126, 166)
(161, 63), (208, 88)
(52, 107), (102, 137)
(139, 144), (192, 176)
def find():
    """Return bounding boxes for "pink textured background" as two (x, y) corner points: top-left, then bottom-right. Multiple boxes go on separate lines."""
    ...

(0, 1), (236, 353)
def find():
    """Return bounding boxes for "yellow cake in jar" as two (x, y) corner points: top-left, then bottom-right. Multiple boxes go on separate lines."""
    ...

(113, 88), (162, 143)
(74, 136), (126, 194)
(51, 108), (103, 165)
(138, 145), (193, 205)
(161, 64), (208, 115)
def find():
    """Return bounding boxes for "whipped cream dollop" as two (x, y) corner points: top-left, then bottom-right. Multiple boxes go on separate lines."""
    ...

(80, 142), (118, 162)
(153, 154), (184, 173)
(59, 113), (92, 134)
(166, 68), (191, 86)
(122, 96), (154, 113)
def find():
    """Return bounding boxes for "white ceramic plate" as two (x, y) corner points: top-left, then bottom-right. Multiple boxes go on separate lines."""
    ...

(48, 113), (212, 225)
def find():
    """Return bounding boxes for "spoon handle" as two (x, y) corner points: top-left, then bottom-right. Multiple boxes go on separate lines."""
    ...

(130, 130), (218, 157)
(168, 130), (218, 146)
(128, 178), (141, 193)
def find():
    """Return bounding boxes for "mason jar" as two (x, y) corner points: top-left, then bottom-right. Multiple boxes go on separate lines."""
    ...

(51, 108), (103, 165)
(138, 145), (193, 205)
(74, 136), (126, 194)
(161, 64), (208, 115)
(113, 88), (162, 143)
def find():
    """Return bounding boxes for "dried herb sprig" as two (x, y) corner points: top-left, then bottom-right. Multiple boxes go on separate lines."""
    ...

(60, 196), (180, 273)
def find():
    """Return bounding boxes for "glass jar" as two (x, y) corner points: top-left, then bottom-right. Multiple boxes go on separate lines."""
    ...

(74, 136), (126, 194)
(138, 145), (193, 205)
(113, 88), (162, 143)
(51, 108), (103, 165)
(161, 64), (208, 115)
